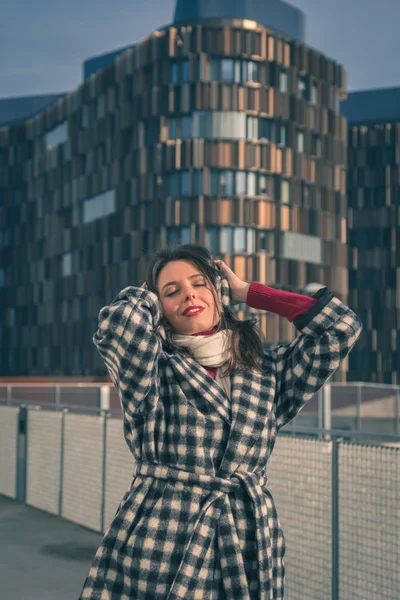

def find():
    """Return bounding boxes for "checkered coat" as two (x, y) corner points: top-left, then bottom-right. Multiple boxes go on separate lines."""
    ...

(80, 275), (362, 600)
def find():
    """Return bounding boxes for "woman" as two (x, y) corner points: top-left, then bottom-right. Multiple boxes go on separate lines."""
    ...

(80, 243), (362, 600)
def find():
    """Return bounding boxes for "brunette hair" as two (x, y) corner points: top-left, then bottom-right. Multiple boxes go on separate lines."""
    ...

(145, 243), (264, 375)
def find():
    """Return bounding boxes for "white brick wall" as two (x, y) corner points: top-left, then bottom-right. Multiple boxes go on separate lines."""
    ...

(103, 417), (136, 531)
(26, 409), (62, 515)
(0, 406), (18, 498)
(61, 413), (104, 531)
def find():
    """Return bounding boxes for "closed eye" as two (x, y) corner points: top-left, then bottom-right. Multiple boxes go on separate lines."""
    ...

(166, 283), (206, 297)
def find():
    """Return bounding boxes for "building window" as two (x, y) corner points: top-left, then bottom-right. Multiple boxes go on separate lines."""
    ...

(259, 231), (274, 254)
(312, 134), (322, 158)
(220, 171), (234, 196)
(83, 189), (116, 224)
(247, 117), (259, 139)
(279, 69), (288, 93)
(236, 171), (247, 196)
(62, 253), (72, 277)
(206, 226), (219, 253)
(297, 76), (308, 100)
(247, 172), (257, 197)
(193, 111), (246, 139)
(221, 59), (234, 82)
(45, 122), (68, 151)
(193, 170), (203, 195)
(259, 175), (268, 197)
(181, 115), (192, 139)
(281, 232), (322, 265)
(278, 124), (287, 147)
(310, 80), (318, 105)
(169, 117), (178, 140)
(297, 130), (305, 153)
(233, 227), (246, 252)
(171, 59), (189, 84)
(220, 227), (233, 252)
(281, 179), (290, 204)
(243, 61), (259, 83)
(181, 171), (191, 196)
(259, 118), (274, 142)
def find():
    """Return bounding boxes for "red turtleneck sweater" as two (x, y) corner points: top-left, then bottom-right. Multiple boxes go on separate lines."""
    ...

(192, 282), (317, 379)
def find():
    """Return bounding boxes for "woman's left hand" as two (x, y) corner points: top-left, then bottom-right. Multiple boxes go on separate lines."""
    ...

(214, 260), (250, 306)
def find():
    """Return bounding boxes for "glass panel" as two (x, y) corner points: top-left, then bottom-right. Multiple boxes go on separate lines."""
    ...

(182, 60), (189, 83)
(205, 226), (219, 253)
(170, 172), (179, 196)
(281, 180), (290, 204)
(312, 134), (322, 158)
(221, 59), (234, 82)
(247, 117), (259, 139)
(259, 118), (273, 141)
(311, 81), (318, 105)
(279, 69), (288, 93)
(234, 60), (241, 83)
(247, 61), (259, 83)
(169, 117), (178, 140)
(234, 227), (246, 252)
(247, 229), (256, 253)
(259, 231), (274, 254)
(45, 122), (68, 150)
(220, 171), (234, 196)
(180, 227), (191, 243)
(168, 228), (179, 244)
(210, 59), (219, 81)
(193, 170), (203, 195)
(220, 227), (233, 252)
(211, 171), (219, 195)
(297, 76), (308, 100)
(181, 171), (191, 196)
(259, 175), (268, 197)
(62, 253), (72, 276)
(297, 130), (304, 153)
(278, 124), (287, 147)
(172, 63), (179, 84)
(181, 116), (192, 139)
(236, 171), (246, 195)
(247, 172), (256, 197)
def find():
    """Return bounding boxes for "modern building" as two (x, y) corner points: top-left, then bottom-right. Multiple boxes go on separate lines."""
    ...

(342, 87), (400, 383)
(0, 0), (349, 378)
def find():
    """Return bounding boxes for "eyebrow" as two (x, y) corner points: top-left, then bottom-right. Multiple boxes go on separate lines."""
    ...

(161, 273), (205, 292)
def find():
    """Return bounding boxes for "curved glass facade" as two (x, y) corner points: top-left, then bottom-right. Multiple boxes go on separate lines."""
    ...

(0, 19), (348, 377)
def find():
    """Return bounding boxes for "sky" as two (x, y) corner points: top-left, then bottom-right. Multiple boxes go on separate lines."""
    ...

(1, 0), (400, 98)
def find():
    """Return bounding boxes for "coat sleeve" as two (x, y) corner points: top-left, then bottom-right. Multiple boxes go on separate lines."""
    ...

(93, 286), (162, 416)
(266, 287), (363, 430)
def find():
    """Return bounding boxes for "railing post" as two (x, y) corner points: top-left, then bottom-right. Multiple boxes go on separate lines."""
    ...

(55, 385), (61, 407)
(7, 385), (12, 404)
(396, 386), (400, 437)
(332, 436), (340, 600)
(322, 383), (332, 440)
(58, 409), (66, 517)
(356, 383), (362, 432)
(16, 406), (28, 502)
(100, 386), (110, 412)
(100, 412), (108, 533)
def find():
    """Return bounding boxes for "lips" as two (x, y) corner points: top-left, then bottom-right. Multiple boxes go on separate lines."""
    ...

(182, 306), (204, 317)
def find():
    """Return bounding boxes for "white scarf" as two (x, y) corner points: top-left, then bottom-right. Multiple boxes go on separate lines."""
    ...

(172, 330), (233, 399)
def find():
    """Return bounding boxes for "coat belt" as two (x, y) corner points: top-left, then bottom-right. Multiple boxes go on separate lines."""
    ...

(133, 461), (273, 600)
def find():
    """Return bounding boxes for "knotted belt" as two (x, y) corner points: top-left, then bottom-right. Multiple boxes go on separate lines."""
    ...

(133, 461), (274, 600)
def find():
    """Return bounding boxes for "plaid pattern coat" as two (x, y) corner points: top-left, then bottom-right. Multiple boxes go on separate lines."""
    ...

(80, 276), (362, 600)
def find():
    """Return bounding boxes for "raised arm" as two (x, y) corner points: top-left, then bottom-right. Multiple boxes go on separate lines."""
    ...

(264, 288), (362, 429)
(93, 286), (162, 417)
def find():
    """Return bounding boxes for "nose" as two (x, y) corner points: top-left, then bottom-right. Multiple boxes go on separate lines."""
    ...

(185, 289), (195, 300)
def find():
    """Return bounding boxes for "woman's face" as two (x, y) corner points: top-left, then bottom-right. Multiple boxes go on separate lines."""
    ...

(156, 260), (221, 335)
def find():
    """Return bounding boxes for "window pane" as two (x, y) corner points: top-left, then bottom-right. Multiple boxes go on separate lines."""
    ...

(193, 170), (203, 195)
(281, 180), (290, 204)
(234, 61), (241, 83)
(279, 70), (288, 93)
(221, 59), (234, 82)
(259, 118), (273, 141)
(182, 60), (189, 83)
(210, 59), (219, 81)
(248, 61), (259, 83)
(259, 175), (268, 197)
(247, 229), (256, 253)
(211, 171), (219, 195)
(278, 124), (287, 147)
(181, 171), (191, 196)
(298, 76), (308, 100)
(236, 171), (246, 195)
(247, 172), (256, 196)
(181, 116), (192, 139)
(297, 131), (304, 153)
(170, 172), (179, 196)
(220, 170), (234, 195)
(169, 118), (178, 139)
(234, 227), (246, 252)
(247, 117), (259, 139)
(260, 231), (274, 254)
(206, 226), (219, 253)
(311, 81), (318, 105)
(181, 227), (191, 243)
(172, 63), (179, 84)
(220, 227), (233, 252)
(168, 227), (179, 244)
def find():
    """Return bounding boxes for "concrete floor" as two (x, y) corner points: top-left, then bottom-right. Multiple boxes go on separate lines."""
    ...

(0, 495), (102, 600)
